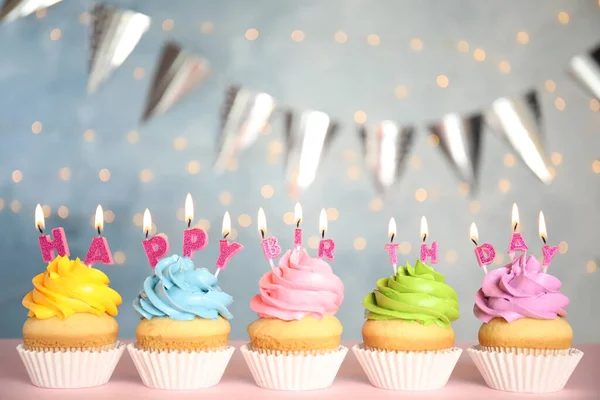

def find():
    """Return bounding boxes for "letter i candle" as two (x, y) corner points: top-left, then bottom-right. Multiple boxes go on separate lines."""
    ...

(384, 218), (399, 275)
(142, 193), (243, 275)
(469, 203), (560, 274)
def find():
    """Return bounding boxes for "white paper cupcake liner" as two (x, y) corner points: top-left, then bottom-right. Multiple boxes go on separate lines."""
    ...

(467, 345), (584, 393)
(240, 343), (348, 391)
(17, 341), (125, 388)
(127, 343), (235, 390)
(352, 344), (462, 391)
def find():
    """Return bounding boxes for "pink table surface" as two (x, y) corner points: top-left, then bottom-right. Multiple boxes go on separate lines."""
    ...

(0, 340), (597, 399)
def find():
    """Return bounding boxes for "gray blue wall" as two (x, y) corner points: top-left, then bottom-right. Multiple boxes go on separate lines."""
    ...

(1, 0), (599, 342)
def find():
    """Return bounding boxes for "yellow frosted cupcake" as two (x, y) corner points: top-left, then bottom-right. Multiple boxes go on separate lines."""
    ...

(18, 255), (125, 388)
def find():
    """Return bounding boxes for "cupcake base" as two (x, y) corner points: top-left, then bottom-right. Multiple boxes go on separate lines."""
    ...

(467, 345), (584, 393)
(240, 343), (348, 391)
(127, 343), (235, 390)
(17, 341), (125, 388)
(352, 344), (462, 391)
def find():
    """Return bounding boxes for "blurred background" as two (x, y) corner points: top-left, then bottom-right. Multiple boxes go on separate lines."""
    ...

(1, 0), (599, 342)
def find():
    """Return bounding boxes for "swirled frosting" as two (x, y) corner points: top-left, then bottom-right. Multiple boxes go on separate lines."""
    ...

(363, 260), (460, 328)
(133, 254), (233, 321)
(250, 249), (344, 320)
(22, 255), (122, 320)
(474, 254), (569, 323)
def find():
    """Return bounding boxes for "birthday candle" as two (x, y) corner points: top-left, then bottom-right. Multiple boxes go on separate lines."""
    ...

(35, 204), (70, 262)
(419, 216), (438, 264)
(83, 205), (114, 266)
(215, 211), (243, 276)
(318, 209), (336, 260)
(182, 193), (208, 258)
(141, 209), (170, 268)
(384, 217), (399, 275)
(257, 207), (281, 270)
(469, 222), (495, 274)
(294, 202), (302, 250)
(539, 211), (559, 273)
(508, 203), (528, 260)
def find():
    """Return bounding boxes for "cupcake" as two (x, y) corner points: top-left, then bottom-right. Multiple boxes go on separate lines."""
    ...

(18, 255), (125, 388)
(467, 254), (583, 393)
(241, 248), (347, 391)
(353, 259), (462, 391)
(127, 254), (235, 390)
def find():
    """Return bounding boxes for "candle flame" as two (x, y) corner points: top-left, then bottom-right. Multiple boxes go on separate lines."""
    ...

(470, 222), (479, 242)
(257, 207), (267, 236)
(294, 202), (302, 225)
(319, 208), (328, 235)
(511, 202), (519, 231)
(420, 216), (428, 241)
(143, 208), (152, 236)
(539, 211), (547, 242)
(185, 193), (194, 225)
(95, 205), (104, 233)
(222, 211), (231, 237)
(388, 217), (396, 241)
(35, 204), (45, 232)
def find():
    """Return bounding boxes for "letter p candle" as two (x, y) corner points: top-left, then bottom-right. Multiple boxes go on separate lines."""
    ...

(141, 209), (170, 268)
(181, 193), (208, 258)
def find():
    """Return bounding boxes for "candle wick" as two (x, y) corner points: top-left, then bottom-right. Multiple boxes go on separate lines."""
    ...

(38, 225), (44, 235)
(321, 230), (325, 239)
(223, 232), (230, 240)
(471, 238), (478, 246)
(187, 219), (192, 229)
(145, 230), (149, 239)
(390, 233), (395, 243)
(296, 220), (300, 228)
(542, 236), (547, 245)
(422, 233), (427, 243)
(260, 229), (265, 240)
(513, 222), (518, 232)
(97, 226), (101, 236)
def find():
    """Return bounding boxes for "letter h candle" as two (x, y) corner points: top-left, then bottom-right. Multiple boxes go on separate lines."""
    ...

(35, 204), (70, 262)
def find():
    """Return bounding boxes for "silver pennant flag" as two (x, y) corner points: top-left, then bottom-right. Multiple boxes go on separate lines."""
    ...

(485, 90), (553, 184)
(88, 4), (150, 94)
(429, 113), (483, 189)
(284, 110), (338, 195)
(0, 0), (62, 22)
(567, 44), (600, 100)
(141, 41), (211, 123)
(359, 121), (414, 193)
(214, 85), (276, 172)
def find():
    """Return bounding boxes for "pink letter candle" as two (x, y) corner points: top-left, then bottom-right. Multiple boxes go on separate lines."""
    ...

(419, 216), (438, 264)
(318, 209), (336, 260)
(35, 204), (70, 262)
(182, 228), (208, 258)
(508, 203), (528, 260)
(539, 211), (559, 273)
(385, 218), (399, 275)
(258, 208), (281, 270)
(294, 202), (302, 250)
(84, 205), (114, 266)
(470, 222), (494, 274)
(141, 209), (170, 268)
(215, 212), (243, 276)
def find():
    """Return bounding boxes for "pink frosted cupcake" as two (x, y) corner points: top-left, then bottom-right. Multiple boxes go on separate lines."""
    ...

(468, 254), (583, 393)
(241, 248), (347, 391)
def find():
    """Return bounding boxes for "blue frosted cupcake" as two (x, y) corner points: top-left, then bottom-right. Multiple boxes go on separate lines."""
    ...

(128, 254), (235, 390)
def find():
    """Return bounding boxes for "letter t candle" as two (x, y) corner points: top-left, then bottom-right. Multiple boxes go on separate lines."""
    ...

(384, 217), (399, 275)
